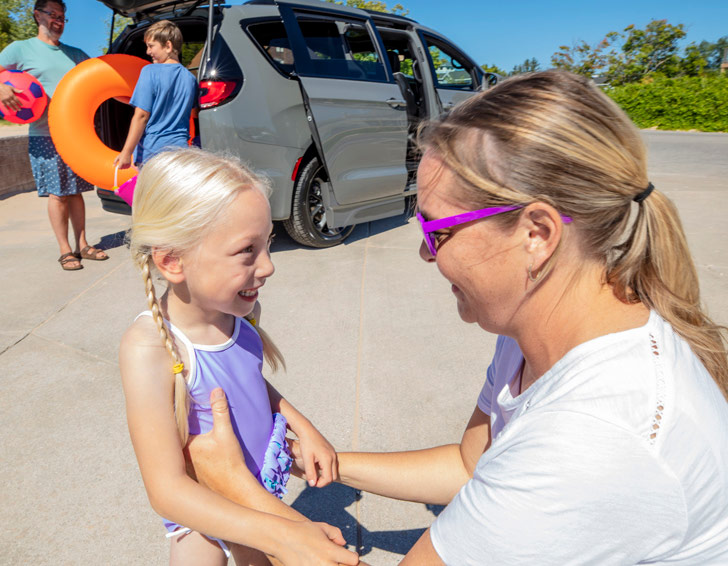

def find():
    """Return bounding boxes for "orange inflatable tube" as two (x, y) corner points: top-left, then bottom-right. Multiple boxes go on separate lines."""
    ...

(49, 54), (196, 191)
(49, 54), (148, 190)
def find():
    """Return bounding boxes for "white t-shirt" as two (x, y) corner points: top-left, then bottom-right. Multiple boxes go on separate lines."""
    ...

(430, 311), (728, 565)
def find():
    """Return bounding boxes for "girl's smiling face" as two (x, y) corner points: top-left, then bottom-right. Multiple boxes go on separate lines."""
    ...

(180, 188), (275, 321)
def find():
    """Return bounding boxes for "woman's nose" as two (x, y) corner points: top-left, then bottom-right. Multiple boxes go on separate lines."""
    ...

(419, 240), (435, 262)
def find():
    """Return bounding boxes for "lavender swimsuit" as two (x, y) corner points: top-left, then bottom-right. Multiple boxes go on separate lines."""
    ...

(137, 313), (291, 553)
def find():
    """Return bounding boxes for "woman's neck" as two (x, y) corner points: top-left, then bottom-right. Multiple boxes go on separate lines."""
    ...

(514, 262), (650, 393)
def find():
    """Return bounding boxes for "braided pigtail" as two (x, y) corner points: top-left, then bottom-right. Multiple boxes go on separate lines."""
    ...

(245, 316), (285, 373)
(141, 254), (191, 445)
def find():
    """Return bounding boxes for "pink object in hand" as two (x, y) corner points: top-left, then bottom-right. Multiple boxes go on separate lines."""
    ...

(115, 174), (137, 206)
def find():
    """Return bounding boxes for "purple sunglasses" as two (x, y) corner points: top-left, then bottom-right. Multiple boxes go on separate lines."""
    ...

(417, 205), (573, 257)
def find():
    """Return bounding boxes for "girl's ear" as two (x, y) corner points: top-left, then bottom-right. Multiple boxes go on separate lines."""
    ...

(521, 202), (564, 271)
(151, 248), (185, 283)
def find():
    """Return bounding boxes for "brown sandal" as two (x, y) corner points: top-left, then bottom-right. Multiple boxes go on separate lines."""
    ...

(79, 245), (109, 261)
(58, 252), (83, 271)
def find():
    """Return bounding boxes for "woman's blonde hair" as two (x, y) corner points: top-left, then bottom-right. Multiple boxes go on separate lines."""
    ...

(129, 148), (285, 445)
(418, 70), (728, 399)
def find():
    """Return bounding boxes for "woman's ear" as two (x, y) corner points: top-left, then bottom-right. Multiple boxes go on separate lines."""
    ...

(521, 202), (564, 271)
(151, 248), (185, 284)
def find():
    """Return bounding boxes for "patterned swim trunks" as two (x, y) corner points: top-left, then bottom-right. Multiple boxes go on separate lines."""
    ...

(28, 136), (93, 197)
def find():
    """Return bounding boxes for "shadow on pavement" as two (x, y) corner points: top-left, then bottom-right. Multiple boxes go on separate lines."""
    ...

(290, 483), (442, 558)
(95, 230), (128, 251)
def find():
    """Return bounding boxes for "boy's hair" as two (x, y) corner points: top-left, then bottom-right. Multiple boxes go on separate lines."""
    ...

(144, 20), (183, 55)
(129, 148), (284, 445)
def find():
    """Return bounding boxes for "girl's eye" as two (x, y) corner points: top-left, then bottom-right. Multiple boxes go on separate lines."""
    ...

(240, 245), (253, 254)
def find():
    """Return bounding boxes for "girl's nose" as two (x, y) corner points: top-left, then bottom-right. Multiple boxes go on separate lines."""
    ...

(258, 252), (275, 279)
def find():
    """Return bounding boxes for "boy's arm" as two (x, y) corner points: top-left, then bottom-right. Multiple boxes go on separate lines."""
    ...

(114, 106), (149, 169)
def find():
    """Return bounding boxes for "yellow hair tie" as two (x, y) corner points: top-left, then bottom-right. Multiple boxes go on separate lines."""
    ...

(172, 362), (185, 374)
(247, 316), (257, 327)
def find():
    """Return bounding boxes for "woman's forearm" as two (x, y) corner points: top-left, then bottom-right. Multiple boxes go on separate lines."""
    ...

(337, 444), (470, 505)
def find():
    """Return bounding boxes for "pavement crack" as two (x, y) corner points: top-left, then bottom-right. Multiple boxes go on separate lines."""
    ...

(0, 261), (126, 359)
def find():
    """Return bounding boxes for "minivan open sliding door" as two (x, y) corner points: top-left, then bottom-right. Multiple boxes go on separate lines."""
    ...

(277, 2), (409, 224)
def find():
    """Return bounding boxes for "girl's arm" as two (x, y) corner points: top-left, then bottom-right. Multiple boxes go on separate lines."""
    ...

(334, 406), (491, 506)
(120, 320), (358, 566)
(113, 106), (149, 169)
(266, 381), (338, 487)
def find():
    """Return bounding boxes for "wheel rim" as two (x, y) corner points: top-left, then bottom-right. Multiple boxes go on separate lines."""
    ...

(307, 167), (349, 239)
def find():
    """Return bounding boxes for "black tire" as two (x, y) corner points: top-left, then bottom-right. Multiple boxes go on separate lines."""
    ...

(283, 156), (355, 248)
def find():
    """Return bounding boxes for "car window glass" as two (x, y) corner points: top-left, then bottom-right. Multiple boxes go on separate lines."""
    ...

(247, 21), (295, 75)
(378, 32), (416, 78)
(295, 15), (386, 81)
(182, 42), (205, 72)
(424, 35), (474, 90)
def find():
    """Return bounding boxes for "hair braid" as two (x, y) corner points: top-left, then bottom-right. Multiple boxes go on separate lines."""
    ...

(141, 254), (191, 444)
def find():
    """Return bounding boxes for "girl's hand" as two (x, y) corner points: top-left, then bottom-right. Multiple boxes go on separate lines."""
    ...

(289, 424), (339, 487)
(276, 520), (359, 566)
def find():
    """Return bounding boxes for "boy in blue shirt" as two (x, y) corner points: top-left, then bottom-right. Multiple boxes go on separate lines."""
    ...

(114, 20), (197, 169)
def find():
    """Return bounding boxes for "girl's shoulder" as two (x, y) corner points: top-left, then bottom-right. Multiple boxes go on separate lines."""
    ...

(120, 315), (178, 388)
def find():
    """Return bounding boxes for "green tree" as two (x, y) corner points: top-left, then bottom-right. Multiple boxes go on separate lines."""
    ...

(510, 57), (540, 75)
(679, 43), (708, 77)
(608, 20), (686, 84)
(0, 0), (36, 52)
(695, 36), (728, 71)
(551, 33), (619, 77)
(325, 0), (408, 16)
(481, 63), (507, 76)
(101, 14), (133, 54)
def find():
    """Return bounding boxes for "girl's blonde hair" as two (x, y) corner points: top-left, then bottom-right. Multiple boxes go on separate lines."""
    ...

(129, 148), (285, 445)
(418, 70), (728, 399)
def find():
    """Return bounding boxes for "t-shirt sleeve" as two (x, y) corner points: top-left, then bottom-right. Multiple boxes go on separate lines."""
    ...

(430, 412), (686, 565)
(130, 66), (154, 113)
(0, 41), (21, 69)
(477, 335), (512, 415)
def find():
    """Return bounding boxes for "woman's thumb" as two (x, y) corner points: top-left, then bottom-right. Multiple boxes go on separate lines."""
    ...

(209, 388), (233, 434)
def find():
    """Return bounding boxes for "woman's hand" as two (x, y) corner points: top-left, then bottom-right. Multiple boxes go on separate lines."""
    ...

(184, 388), (247, 491)
(290, 422), (338, 487)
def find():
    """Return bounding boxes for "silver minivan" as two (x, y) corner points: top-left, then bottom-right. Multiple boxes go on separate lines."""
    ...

(98, 0), (494, 246)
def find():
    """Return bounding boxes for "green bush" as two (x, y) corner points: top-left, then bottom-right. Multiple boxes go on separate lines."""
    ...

(607, 74), (728, 132)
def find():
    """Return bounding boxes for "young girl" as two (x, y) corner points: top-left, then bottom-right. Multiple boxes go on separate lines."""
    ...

(119, 148), (359, 566)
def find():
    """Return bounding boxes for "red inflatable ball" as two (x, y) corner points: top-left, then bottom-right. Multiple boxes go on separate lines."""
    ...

(0, 69), (48, 124)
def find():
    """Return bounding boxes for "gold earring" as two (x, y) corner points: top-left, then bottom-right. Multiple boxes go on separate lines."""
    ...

(528, 263), (541, 282)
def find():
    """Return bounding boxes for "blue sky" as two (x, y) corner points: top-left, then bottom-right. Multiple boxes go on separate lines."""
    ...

(63, 0), (728, 72)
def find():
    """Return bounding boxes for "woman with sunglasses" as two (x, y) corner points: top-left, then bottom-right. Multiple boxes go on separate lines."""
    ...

(0, 0), (109, 271)
(186, 70), (728, 564)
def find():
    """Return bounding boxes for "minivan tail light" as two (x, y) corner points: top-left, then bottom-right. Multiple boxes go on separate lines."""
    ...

(199, 80), (238, 109)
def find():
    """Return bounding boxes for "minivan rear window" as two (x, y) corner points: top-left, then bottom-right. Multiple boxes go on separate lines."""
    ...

(247, 21), (295, 76)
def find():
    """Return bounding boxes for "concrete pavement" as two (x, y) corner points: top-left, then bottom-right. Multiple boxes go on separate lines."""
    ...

(1, 130), (726, 565)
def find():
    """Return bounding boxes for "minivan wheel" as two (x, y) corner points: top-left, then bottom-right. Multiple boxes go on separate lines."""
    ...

(283, 156), (355, 248)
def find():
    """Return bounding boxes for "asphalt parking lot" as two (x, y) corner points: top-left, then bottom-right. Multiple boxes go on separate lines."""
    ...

(0, 130), (726, 565)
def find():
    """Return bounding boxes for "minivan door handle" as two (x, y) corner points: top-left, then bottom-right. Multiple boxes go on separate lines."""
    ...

(386, 97), (407, 109)
(443, 102), (455, 111)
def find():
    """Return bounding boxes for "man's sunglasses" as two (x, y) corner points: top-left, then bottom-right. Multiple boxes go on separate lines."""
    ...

(417, 205), (572, 257)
